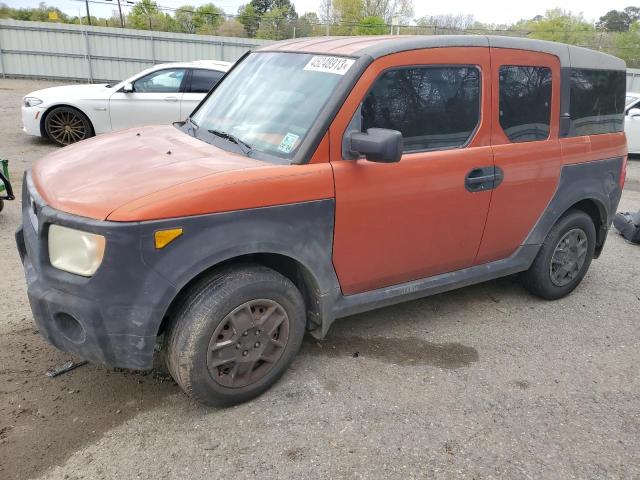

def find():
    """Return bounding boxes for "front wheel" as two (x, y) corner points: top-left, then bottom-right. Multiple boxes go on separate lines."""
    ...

(44, 106), (94, 146)
(165, 265), (306, 406)
(521, 209), (596, 300)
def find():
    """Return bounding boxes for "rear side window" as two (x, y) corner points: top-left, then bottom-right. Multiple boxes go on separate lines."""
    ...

(189, 69), (225, 93)
(570, 69), (625, 136)
(361, 66), (480, 152)
(499, 66), (552, 142)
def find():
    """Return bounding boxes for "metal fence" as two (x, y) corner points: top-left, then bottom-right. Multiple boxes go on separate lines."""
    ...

(628, 68), (640, 93)
(0, 19), (271, 83)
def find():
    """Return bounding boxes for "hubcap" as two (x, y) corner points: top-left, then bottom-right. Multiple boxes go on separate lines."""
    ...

(549, 228), (588, 287)
(207, 299), (289, 388)
(47, 110), (87, 145)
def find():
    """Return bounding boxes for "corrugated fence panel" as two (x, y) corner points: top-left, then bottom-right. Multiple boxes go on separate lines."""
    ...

(0, 19), (271, 82)
(628, 69), (640, 93)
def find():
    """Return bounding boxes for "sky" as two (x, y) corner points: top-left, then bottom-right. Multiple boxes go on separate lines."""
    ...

(4, 0), (636, 25)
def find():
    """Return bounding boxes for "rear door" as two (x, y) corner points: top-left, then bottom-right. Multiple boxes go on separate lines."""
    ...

(475, 49), (563, 264)
(330, 47), (494, 295)
(109, 67), (187, 131)
(180, 68), (226, 118)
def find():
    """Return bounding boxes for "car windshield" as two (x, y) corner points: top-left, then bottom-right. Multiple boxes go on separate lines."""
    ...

(190, 52), (354, 162)
(626, 95), (638, 107)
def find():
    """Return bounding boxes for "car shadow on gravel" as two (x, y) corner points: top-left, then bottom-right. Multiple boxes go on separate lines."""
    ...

(0, 327), (179, 480)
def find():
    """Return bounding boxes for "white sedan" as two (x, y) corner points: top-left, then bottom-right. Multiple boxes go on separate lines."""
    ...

(22, 60), (231, 146)
(625, 92), (640, 154)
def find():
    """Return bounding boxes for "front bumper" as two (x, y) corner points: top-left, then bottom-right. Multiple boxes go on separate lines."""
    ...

(16, 173), (179, 370)
(21, 105), (44, 137)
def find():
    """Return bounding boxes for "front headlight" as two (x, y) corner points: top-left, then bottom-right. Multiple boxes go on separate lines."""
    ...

(23, 97), (43, 107)
(48, 225), (106, 277)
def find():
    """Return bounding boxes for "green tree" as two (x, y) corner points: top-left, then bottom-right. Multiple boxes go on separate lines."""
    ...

(128, 0), (161, 29)
(355, 16), (386, 35)
(295, 12), (320, 37)
(597, 7), (640, 32)
(615, 21), (640, 67)
(237, 4), (260, 37)
(194, 3), (224, 33)
(256, 6), (291, 39)
(175, 5), (198, 33)
(217, 19), (246, 37)
(517, 9), (596, 45)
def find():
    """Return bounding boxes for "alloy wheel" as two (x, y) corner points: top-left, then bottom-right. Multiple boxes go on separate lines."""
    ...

(46, 109), (88, 145)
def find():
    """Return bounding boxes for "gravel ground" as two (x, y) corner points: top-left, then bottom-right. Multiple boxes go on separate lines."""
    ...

(1, 78), (639, 480)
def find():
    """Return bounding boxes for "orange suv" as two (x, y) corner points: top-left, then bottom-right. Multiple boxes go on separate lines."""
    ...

(16, 36), (627, 406)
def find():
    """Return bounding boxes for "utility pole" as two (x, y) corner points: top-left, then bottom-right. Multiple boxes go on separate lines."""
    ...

(106, 0), (128, 27)
(85, 0), (92, 25)
(325, 0), (330, 36)
(118, 0), (125, 27)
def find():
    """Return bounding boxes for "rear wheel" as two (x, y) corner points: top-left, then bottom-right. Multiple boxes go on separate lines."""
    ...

(521, 209), (596, 300)
(44, 106), (94, 146)
(165, 265), (306, 406)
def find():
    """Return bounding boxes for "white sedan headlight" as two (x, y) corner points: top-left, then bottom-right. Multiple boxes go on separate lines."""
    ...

(23, 96), (43, 107)
(48, 225), (106, 277)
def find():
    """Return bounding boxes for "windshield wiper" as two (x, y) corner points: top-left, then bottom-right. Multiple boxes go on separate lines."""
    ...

(208, 129), (253, 155)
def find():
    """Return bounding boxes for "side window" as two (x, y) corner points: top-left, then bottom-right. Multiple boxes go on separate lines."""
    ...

(570, 69), (626, 136)
(133, 68), (186, 93)
(189, 69), (225, 93)
(361, 66), (480, 152)
(499, 66), (552, 142)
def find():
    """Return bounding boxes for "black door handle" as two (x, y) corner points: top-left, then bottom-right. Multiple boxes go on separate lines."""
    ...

(465, 166), (504, 192)
(466, 174), (495, 185)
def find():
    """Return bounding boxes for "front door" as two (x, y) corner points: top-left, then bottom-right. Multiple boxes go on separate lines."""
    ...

(109, 67), (186, 131)
(330, 47), (494, 295)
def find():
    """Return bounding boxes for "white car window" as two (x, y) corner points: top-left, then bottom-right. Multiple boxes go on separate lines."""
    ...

(133, 68), (186, 93)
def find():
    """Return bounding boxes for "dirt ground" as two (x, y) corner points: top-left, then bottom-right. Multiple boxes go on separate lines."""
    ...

(1, 78), (639, 480)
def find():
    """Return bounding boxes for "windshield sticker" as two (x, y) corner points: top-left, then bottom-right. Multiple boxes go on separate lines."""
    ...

(304, 56), (355, 75)
(278, 133), (300, 154)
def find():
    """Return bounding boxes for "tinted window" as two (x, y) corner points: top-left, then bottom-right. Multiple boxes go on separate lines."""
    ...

(361, 66), (480, 152)
(133, 68), (186, 93)
(570, 69), (625, 136)
(190, 69), (225, 93)
(499, 66), (552, 142)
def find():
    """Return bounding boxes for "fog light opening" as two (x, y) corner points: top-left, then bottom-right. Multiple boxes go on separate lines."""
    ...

(53, 312), (86, 344)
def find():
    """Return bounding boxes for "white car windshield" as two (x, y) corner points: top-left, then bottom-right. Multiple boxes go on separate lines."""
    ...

(626, 95), (638, 107)
(190, 52), (354, 161)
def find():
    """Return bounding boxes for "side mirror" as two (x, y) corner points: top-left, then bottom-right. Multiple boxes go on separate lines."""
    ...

(122, 82), (134, 93)
(349, 128), (403, 163)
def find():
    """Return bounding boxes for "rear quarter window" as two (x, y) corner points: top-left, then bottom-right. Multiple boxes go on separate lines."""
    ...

(189, 69), (225, 93)
(570, 69), (625, 136)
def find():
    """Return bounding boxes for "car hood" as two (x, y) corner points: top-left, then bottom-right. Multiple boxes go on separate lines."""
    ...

(27, 83), (112, 103)
(32, 125), (271, 220)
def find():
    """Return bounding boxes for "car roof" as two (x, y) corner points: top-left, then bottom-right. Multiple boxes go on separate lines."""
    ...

(151, 60), (232, 72)
(257, 35), (626, 71)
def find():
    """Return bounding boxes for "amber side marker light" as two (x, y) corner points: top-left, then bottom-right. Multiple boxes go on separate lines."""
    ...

(155, 228), (183, 249)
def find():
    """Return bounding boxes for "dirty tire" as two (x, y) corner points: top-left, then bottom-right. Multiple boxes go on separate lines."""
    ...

(165, 264), (306, 407)
(44, 106), (94, 146)
(521, 209), (596, 300)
